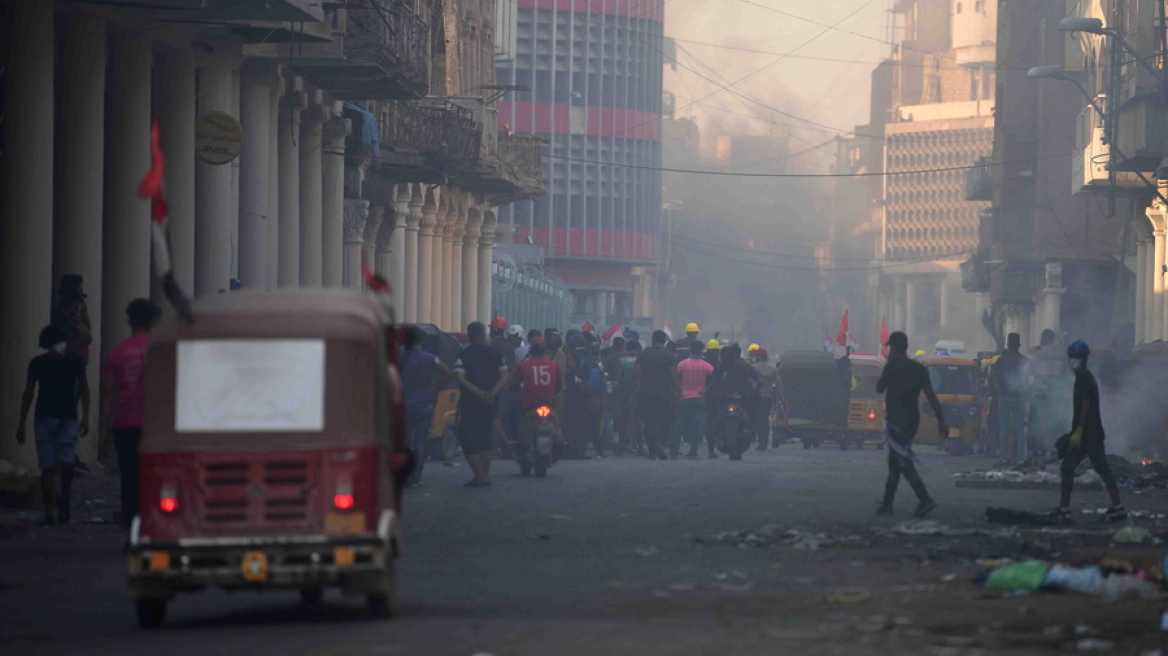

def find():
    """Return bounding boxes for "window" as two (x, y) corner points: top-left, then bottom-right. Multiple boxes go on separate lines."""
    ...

(975, 0), (984, 11)
(955, 2), (962, 13)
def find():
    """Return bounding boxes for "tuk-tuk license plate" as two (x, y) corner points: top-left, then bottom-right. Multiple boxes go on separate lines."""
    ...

(949, 428), (962, 438)
(325, 511), (365, 534)
(241, 551), (269, 582)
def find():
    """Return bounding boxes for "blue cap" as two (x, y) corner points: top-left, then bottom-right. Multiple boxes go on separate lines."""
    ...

(1067, 340), (1090, 357)
(625, 329), (640, 341)
(229, 278), (242, 290)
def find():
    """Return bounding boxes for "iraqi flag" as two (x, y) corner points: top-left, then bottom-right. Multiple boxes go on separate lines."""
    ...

(879, 317), (890, 359)
(601, 322), (621, 345)
(138, 113), (193, 322)
(835, 310), (850, 349)
(823, 334), (835, 353)
(662, 322), (674, 341)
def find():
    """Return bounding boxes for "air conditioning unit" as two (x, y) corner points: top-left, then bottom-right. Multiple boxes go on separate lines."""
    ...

(1073, 101), (1143, 195)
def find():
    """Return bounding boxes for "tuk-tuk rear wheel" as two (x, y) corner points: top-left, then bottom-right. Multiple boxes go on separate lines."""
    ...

(300, 588), (324, 606)
(367, 593), (392, 618)
(136, 600), (166, 629)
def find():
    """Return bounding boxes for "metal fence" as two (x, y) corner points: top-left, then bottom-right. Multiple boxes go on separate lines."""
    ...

(490, 254), (573, 332)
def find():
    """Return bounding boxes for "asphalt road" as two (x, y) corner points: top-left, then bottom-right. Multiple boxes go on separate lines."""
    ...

(3, 443), (1167, 656)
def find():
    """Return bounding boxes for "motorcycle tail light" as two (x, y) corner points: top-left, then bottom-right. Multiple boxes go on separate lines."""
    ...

(333, 476), (355, 510)
(868, 410), (877, 420)
(159, 481), (178, 513)
(536, 405), (552, 418)
(728, 405), (737, 413)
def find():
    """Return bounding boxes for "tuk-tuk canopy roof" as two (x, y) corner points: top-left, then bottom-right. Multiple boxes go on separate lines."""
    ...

(923, 357), (979, 367)
(154, 290), (389, 344)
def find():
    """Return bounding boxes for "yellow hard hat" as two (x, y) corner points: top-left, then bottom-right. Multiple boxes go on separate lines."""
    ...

(705, 339), (721, 350)
(685, 322), (700, 333)
(914, 350), (926, 357)
(748, 343), (760, 351)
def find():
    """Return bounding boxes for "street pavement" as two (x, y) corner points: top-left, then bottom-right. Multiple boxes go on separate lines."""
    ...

(2, 443), (1167, 655)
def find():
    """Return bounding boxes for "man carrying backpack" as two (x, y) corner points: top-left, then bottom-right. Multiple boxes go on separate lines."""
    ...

(565, 341), (607, 459)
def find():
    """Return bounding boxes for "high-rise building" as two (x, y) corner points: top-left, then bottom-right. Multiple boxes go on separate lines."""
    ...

(494, 0), (665, 329)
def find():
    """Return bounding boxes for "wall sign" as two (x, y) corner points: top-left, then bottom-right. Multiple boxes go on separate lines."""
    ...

(194, 111), (244, 165)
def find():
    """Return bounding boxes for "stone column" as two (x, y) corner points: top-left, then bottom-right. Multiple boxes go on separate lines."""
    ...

(418, 190), (439, 323)
(374, 210), (395, 296)
(431, 197), (450, 329)
(342, 199), (370, 289)
(362, 206), (385, 287)
(156, 52), (197, 294)
(238, 61), (273, 291)
(265, 75), (283, 288)
(322, 113), (350, 287)
(892, 280), (906, 332)
(462, 211), (483, 326)
(1041, 263), (1064, 339)
(403, 187), (424, 322)
(299, 100), (327, 287)
(104, 35), (153, 348)
(1149, 208), (1167, 341)
(194, 59), (237, 296)
(1135, 234), (1149, 344)
(0, 0), (54, 468)
(904, 279), (919, 341)
(478, 214), (498, 325)
(439, 216), (457, 330)
(390, 184), (410, 307)
(451, 223), (465, 330)
(277, 79), (306, 287)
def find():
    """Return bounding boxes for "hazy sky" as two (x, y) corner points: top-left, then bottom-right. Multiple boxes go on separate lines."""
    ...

(664, 0), (896, 168)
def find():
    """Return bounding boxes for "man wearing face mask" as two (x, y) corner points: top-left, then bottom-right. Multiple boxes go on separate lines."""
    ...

(15, 325), (91, 526)
(1052, 341), (1125, 523)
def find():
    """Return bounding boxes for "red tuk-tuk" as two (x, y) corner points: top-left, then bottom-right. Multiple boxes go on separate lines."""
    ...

(127, 291), (404, 627)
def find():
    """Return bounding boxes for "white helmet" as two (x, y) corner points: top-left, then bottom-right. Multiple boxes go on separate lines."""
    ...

(506, 324), (525, 337)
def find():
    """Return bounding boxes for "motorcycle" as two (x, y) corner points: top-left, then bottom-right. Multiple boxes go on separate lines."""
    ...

(716, 392), (753, 460)
(517, 403), (559, 477)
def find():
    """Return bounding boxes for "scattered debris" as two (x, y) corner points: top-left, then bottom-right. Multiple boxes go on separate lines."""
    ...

(985, 507), (1058, 526)
(634, 546), (658, 558)
(1110, 527), (1152, 544)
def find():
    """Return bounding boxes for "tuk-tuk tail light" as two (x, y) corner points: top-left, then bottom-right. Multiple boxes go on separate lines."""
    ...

(868, 410), (877, 420)
(160, 481), (178, 513)
(334, 476), (355, 510)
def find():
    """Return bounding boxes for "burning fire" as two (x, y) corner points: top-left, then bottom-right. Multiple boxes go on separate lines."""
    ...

(1141, 459), (1155, 466)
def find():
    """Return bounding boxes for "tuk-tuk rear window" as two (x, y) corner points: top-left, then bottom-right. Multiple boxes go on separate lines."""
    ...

(175, 339), (326, 433)
(927, 364), (979, 396)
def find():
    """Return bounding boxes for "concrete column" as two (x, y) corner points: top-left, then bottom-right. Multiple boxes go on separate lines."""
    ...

(1, 0), (54, 468)
(1154, 226), (1166, 341)
(194, 60), (236, 296)
(157, 52), (196, 294)
(892, 280), (906, 332)
(1135, 237), (1149, 344)
(265, 76), (282, 288)
(479, 215), (497, 324)
(299, 102), (327, 287)
(390, 185), (410, 309)
(277, 80), (306, 287)
(440, 219), (457, 330)
(462, 213), (483, 326)
(363, 206), (385, 285)
(451, 223), (465, 330)
(418, 192), (439, 323)
(238, 62), (273, 291)
(342, 199), (369, 289)
(403, 187), (424, 322)
(322, 113), (350, 287)
(904, 279), (919, 341)
(938, 278), (951, 332)
(104, 35), (153, 348)
(431, 198), (451, 329)
(374, 208), (395, 299)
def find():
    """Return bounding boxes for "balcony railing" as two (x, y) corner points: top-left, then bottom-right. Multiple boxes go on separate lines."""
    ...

(378, 99), (482, 175)
(964, 156), (992, 201)
(498, 133), (545, 185)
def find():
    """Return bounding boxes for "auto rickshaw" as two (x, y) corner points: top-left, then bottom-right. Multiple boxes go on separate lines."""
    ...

(128, 291), (406, 627)
(841, 355), (886, 449)
(918, 356), (983, 454)
(776, 351), (851, 449)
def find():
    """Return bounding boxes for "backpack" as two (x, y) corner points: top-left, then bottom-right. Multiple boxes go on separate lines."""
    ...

(572, 352), (605, 395)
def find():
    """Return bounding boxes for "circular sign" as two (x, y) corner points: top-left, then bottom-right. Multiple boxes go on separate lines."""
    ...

(194, 111), (244, 165)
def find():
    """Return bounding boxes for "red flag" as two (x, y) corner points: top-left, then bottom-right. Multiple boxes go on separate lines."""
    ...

(582, 322), (594, 333)
(137, 113), (169, 224)
(601, 322), (621, 342)
(835, 310), (849, 348)
(362, 253), (390, 293)
(879, 317), (890, 359)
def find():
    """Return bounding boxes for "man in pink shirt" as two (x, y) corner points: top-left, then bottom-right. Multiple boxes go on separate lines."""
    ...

(673, 341), (716, 459)
(101, 299), (160, 527)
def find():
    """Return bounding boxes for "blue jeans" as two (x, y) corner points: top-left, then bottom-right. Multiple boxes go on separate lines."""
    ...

(673, 398), (707, 455)
(34, 417), (78, 470)
(406, 402), (433, 482)
(998, 396), (1026, 461)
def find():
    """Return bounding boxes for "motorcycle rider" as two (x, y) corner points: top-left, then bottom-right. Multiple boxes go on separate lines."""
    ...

(751, 348), (779, 451)
(708, 344), (760, 454)
(508, 337), (564, 435)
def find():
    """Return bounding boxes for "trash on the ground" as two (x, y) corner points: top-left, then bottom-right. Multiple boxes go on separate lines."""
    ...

(713, 581), (753, 592)
(825, 590), (873, 603)
(1043, 565), (1103, 594)
(1110, 526), (1152, 544)
(1075, 624), (1097, 635)
(1096, 574), (1159, 602)
(941, 573), (957, 582)
(984, 560), (1049, 592)
(884, 520), (978, 537)
(1077, 639), (1115, 651)
(696, 525), (864, 550)
(652, 590), (671, 599)
(634, 546), (658, 558)
(985, 507), (1058, 526)
(668, 583), (696, 591)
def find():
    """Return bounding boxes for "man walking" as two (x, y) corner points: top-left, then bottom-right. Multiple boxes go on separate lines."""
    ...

(631, 330), (678, 461)
(751, 349), (779, 451)
(100, 299), (160, 526)
(875, 332), (946, 518)
(1053, 341), (1126, 523)
(453, 322), (510, 487)
(675, 341), (715, 459)
(993, 333), (1029, 462)
(16, 325), (91, 526)
(400, 325), (453, 487)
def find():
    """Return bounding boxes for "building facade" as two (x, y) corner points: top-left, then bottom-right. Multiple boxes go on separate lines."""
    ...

(0, 0), (543, 469)
(494, 0), (664, 329)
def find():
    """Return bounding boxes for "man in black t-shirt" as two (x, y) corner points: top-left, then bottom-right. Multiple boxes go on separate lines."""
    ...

(16, 325), (91, 526)
(454, 322), (510, 488)
(632, 330), (679, 460)
(1054, 341), (1125, 523)
(875, 332), (947, 518)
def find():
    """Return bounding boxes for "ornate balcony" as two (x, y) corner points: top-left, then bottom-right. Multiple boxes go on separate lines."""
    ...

(498, 133), (546, 193)
(292, 0), (430, 101)
(376, 99), (483, 179)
